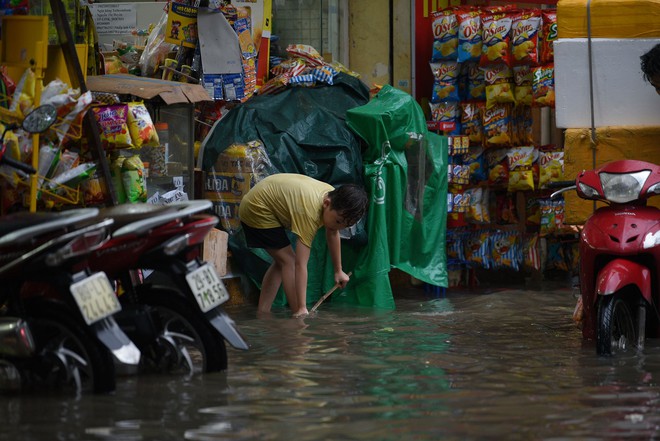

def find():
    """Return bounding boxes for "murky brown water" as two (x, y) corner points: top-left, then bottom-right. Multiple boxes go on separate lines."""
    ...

(4, 285), (660, 440)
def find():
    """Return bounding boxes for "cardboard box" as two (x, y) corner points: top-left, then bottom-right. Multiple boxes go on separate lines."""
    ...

(86, 74), (211, 105)
(557, 0), (660, 39)
(211, 198), (242, 232)
(202, 228), (228, 276)
(204, 172), (254, 200)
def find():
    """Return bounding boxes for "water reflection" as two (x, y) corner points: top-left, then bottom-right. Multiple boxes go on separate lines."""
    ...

(4, 287), (660, 440)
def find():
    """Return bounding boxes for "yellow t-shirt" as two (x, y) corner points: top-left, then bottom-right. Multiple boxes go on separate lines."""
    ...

(238, 174), (334, 247)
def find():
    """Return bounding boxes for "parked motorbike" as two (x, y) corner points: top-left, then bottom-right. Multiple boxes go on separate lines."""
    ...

(88, 200), (248, 375)
(552, 160), (660, 356)
(0, 105), (140, 394)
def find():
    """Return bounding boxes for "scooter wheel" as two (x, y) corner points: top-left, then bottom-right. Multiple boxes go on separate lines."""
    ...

(137, 288), (228, 374)
(23, 299), (116, 394)
(596, 293), (636, 356)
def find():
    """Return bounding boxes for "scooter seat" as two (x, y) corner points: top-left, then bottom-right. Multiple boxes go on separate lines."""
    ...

(0, 211), (68, 237)
(99, 204), (179, 231)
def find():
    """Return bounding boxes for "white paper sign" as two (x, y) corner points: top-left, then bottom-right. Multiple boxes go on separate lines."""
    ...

(89, 4), (137, 35)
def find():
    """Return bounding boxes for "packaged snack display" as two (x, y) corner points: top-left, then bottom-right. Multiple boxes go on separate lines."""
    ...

(92, 104), (133, 149)
(127, 102), (159, 149)
(431, 9), (459, 61)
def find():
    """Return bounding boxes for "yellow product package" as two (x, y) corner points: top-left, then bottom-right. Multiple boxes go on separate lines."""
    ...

(127, 102), (159, 149)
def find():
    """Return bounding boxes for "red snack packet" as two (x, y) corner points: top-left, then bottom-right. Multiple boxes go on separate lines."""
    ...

(511, 9), (541, 67)
(540, 10), (557, 65)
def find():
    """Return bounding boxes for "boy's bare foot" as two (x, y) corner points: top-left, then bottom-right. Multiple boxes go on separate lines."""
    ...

(292, 308), (309, 318)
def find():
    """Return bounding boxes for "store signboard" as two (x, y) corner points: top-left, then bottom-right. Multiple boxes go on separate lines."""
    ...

(89, 3), (137, 35)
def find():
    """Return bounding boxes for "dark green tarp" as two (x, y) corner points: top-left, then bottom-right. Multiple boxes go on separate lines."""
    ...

(200, 77), (447, 310)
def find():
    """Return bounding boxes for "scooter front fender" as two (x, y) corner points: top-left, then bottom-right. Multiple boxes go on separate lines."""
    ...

(92, 317), (141, 368)
(596, 259), (652, 303)
(205, 308), (249, 350)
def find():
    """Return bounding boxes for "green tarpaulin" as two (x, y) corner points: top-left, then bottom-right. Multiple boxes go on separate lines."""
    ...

(200, 77), (447, 310)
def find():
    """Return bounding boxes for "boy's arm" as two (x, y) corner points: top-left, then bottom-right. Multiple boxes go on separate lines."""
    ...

(326, 228), (349, 288)
(294, 242), (311, 315)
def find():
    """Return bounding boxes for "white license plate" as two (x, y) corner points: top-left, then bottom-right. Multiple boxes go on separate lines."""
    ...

(186, 263), (229, 312)
(70, 272), (122, 325)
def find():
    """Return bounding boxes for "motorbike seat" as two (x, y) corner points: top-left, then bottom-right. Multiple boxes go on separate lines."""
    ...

(99, 204), (178, 231)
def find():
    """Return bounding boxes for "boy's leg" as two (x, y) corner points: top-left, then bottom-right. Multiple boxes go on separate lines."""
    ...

(262, 245), (297, 312)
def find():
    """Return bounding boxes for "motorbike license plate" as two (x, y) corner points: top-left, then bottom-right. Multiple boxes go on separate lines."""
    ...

(70, 272), (122, 325)
(186, 263), (229, 312)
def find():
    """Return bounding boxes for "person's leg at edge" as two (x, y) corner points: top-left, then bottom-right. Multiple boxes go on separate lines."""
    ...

(260, 245), (297, 313)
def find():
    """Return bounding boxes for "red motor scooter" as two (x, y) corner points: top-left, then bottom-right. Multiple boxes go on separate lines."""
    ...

(552, 160), (660, 356)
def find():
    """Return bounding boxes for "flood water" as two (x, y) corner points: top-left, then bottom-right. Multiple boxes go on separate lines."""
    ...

(4, 284), (660, 440)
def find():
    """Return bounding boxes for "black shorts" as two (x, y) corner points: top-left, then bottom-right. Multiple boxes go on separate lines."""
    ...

(241, 222), (290, 250)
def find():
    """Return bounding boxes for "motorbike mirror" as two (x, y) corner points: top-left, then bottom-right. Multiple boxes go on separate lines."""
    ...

(21, 104), (58, 134)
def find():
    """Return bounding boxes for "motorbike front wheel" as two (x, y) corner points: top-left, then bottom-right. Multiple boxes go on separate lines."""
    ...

(137, 289), (227, 375)
(597, 293), (637, 356)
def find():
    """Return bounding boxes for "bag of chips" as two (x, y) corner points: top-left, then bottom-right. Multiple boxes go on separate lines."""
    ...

(92, 104), (133, 149)
(431, 8), (459, 61)
(511, 9), (541, 67)
(127, 102), (159, 149)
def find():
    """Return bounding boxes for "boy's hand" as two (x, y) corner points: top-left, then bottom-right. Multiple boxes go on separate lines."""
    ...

(335, 270), (350, 288)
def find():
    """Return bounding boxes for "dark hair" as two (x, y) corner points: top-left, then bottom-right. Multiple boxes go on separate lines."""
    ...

(328, 184), (368, 226)
(641, 44), (660, 83)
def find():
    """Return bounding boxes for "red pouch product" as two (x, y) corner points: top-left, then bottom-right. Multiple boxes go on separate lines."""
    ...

(457, 8), (482, 63)
(511, 9), (541, 67)
(532, 64), (555, 108)
(483, 103), (513, 148)
(482, 64), (515, 109)
(431, 8), (459, 61)
(480, 10), (514, 67)
(540, 10), (557, 64)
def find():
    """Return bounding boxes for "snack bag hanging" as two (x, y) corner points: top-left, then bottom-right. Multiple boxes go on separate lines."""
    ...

(480, 10), (514, 67)
(431, 8), (459, 61)
(510, 9), (541, 67)
(457, 8), (482, 63)
(513, 65), (533, 106)
(483, 103), (513, 148)
(461, 101), (484, 145)
(540, 10), (557, 64)
(482, 64), (515, 109)
(507, 146), (536, 192)
(92, 104), (133, 149)
(430, 61), (461, 102)
(538, 150), (564, 189)
(532, 64), (555, 108)
(127, 102), (159, 149)
(466, 62), (486, 100)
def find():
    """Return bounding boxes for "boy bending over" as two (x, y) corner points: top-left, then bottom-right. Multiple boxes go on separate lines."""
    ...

(238, 173), (368, 317)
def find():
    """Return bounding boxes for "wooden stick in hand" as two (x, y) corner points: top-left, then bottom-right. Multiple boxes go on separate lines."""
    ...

(310, 272), (352, 312)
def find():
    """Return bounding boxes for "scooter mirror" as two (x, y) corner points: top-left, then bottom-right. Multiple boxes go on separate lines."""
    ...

(21, 104), (58, 134)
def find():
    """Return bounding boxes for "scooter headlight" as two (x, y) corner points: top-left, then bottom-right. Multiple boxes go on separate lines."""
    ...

(600, 171), (650, 203)
(578, 182), (600, 199)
